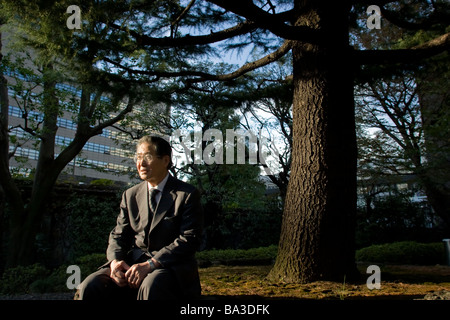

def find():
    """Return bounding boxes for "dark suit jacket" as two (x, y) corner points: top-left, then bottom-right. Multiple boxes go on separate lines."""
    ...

(106, 174), (204, 297)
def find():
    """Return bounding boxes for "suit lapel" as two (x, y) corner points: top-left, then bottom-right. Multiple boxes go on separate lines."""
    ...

(135, 181), (150, 231)
(149, 175), (177, 233)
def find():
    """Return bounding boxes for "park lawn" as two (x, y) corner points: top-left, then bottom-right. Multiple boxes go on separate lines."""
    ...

(198, 264), (450, 300)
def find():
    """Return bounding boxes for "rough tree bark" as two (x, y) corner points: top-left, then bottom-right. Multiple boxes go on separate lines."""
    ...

(268, 1), (358, 283)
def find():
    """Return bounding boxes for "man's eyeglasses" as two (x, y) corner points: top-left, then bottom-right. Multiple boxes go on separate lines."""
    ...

(134, 153), (160, 163)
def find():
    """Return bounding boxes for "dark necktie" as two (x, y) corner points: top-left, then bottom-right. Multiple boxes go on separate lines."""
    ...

(149, 188), (160, 214)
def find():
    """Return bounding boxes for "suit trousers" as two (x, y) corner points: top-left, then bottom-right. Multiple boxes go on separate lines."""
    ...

(78, 267), (181, 300)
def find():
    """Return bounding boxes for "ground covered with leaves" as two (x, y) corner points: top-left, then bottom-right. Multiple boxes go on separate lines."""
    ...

(1, 263), (449, 300)
(199, 264), (450, 300)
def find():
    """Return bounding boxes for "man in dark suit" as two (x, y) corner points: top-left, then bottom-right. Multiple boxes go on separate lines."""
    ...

(78, 135), (204, 300)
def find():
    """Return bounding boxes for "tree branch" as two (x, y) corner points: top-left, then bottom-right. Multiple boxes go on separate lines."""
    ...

(171, 0), (196, 28)
(380, 5), (450, 30)
(351, 0), (399, 5)
(354, 32), (450, 65)
(54, 97), (136, 171)
(102, 40), (292, 86)
(206, 0), (320, 43)
(187, 40), (292, 83)
(109, 20), (257, 47)
(92, 99), (135, 134)
(102, 57), (214, 79)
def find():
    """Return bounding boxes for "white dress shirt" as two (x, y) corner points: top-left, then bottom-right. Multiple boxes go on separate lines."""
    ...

(147, 172), (169, 208)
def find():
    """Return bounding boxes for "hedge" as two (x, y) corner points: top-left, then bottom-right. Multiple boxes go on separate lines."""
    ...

(355, 241), (445, 265)
(196, 245), (278, 266)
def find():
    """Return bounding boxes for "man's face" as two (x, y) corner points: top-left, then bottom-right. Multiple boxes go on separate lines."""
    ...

(135, 142), (170, 186)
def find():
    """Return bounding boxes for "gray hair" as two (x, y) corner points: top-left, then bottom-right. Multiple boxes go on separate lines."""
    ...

(136, 135), (173, 170)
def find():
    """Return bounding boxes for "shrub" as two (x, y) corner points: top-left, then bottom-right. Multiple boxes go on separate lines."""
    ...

(203, 207), (282, 250)
(31, 254), (107, 293)
(0, 264), (49, 294)
(29, 265), (69, 293)
(75, 253), (108, 276)
(356, 241), (445, 265)
(90, 179), (115, 186)
(196, 245), (278, 265)
(0, 253), (109, 295)
(355, 191), (439, 248)
(66, 195), (117, 259)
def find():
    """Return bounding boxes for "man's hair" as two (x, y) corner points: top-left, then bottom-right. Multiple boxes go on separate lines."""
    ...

(136, 135), (173, 170)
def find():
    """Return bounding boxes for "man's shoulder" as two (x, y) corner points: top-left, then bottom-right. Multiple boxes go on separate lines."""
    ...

(124, 181), (146, 195)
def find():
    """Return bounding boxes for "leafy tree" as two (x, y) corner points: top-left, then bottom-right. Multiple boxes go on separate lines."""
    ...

(239, 64), (293, 200)
(0, 7), (149, 267)
(167, 81), (272, 248)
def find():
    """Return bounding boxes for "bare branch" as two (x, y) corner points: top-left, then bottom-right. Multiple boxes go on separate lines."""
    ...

(171, 0), (196, 27)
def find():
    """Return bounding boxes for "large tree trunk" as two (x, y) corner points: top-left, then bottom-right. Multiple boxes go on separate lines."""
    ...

(6, 137), (91, 267)
(0, 26), (25, 269)
(268, 1), (358, 283)
(0, 27), (21, 269)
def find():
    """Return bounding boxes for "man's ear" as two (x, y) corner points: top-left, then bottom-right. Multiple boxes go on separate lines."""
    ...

(163, 155), (171, 169)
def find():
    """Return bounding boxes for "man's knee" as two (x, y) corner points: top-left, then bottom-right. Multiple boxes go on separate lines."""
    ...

(78, 268), (113, 300)
(138, 269), (179, 300)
